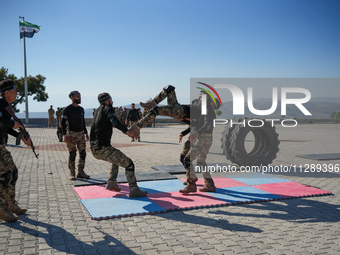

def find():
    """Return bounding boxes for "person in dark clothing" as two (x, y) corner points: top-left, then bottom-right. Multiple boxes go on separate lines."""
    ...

(62, 91), (90, 180)
(90, 93), (147, 198)
(0, 79), (31, 223)
(125, 103), (141, 142)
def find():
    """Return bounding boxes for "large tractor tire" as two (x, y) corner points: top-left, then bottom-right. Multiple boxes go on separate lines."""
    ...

(220, 118), (280, 166)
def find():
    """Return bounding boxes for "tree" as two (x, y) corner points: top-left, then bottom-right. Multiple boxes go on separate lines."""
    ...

(215, 109), (222, 116)
(330, 112), (336, 118)
(336, 112), (340, 119)
(0, 67), (48, 112)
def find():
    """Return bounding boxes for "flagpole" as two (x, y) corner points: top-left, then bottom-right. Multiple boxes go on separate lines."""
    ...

(19, 16), (29, 124)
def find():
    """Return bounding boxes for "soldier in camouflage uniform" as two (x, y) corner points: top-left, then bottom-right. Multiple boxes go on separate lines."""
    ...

(0, 79), (31, 223)
(56, 107), (63, 127)
(129, 85), (219, 193)
(178, 94), (219, 193)
(48, 105), (55, 128)
(116, 107), (123, 123)
(90, 93), (147, 198)
(62, 91), (90, 180)
(122, 108), (128, 125)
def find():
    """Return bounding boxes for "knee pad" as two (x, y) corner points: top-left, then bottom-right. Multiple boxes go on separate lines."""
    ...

(163, 85), (175, 93)
(0, 170), (13, 188)
(125, 161), (135, 173)
(69, 151), (77, 162)
(80, 150), (86, 160)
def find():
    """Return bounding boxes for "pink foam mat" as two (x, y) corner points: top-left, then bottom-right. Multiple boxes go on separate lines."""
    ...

(147, 191), (228, 210)
(253, 182), (332, 198)
(74, 183), (130, 199)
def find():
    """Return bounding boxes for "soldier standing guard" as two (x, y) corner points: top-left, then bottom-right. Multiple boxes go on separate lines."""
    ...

(0, 79), (31, 223)
(62, 91), (90, 180)
(56, 107), (62, 127)
(90, 93), (147, 198)
(48, 105), (55, 128)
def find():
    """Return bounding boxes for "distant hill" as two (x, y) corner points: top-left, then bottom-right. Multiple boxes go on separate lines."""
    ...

(310, 97), (340, 104)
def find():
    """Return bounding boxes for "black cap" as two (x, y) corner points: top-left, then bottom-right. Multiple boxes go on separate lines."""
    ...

(0, 79), (16, 94)
(98, 93), (111, 104)
(69, 90), (80, 98)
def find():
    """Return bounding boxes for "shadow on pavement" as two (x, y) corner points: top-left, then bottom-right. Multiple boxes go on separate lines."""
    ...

(209, 196), (340, 224)
(5, 216), (137, 255)
(156, 210), (262, 233)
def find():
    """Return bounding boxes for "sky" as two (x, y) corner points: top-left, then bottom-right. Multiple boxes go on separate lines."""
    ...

(1, 0), (340, 114)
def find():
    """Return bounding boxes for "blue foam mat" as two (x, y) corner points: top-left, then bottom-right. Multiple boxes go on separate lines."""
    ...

(80, 196), (166, 220)
(136, 179), (185, 194)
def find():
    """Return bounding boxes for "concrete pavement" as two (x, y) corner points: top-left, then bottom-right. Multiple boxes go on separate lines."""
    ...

(0, 123), (339, 254)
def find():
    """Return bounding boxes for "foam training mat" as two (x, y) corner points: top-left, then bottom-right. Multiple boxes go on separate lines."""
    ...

(71, 171), (176, 187)
(73, 173), (332, 220)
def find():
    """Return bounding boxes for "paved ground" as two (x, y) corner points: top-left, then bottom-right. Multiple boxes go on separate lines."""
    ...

(0, 123), (339, 255)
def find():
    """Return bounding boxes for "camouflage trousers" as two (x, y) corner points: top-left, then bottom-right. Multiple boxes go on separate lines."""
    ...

(48, 117), (55, 128)
(137, 90), (185, 128)
(66, 130), (86, 172)
(56, 116), (61, 127)
(0, 145), (18, 208)
(181, 134), (213, 181)
(91, 146), (137, 188)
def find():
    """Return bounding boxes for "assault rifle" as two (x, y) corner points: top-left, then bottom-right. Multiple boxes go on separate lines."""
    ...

(5, 104), (39, 159)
